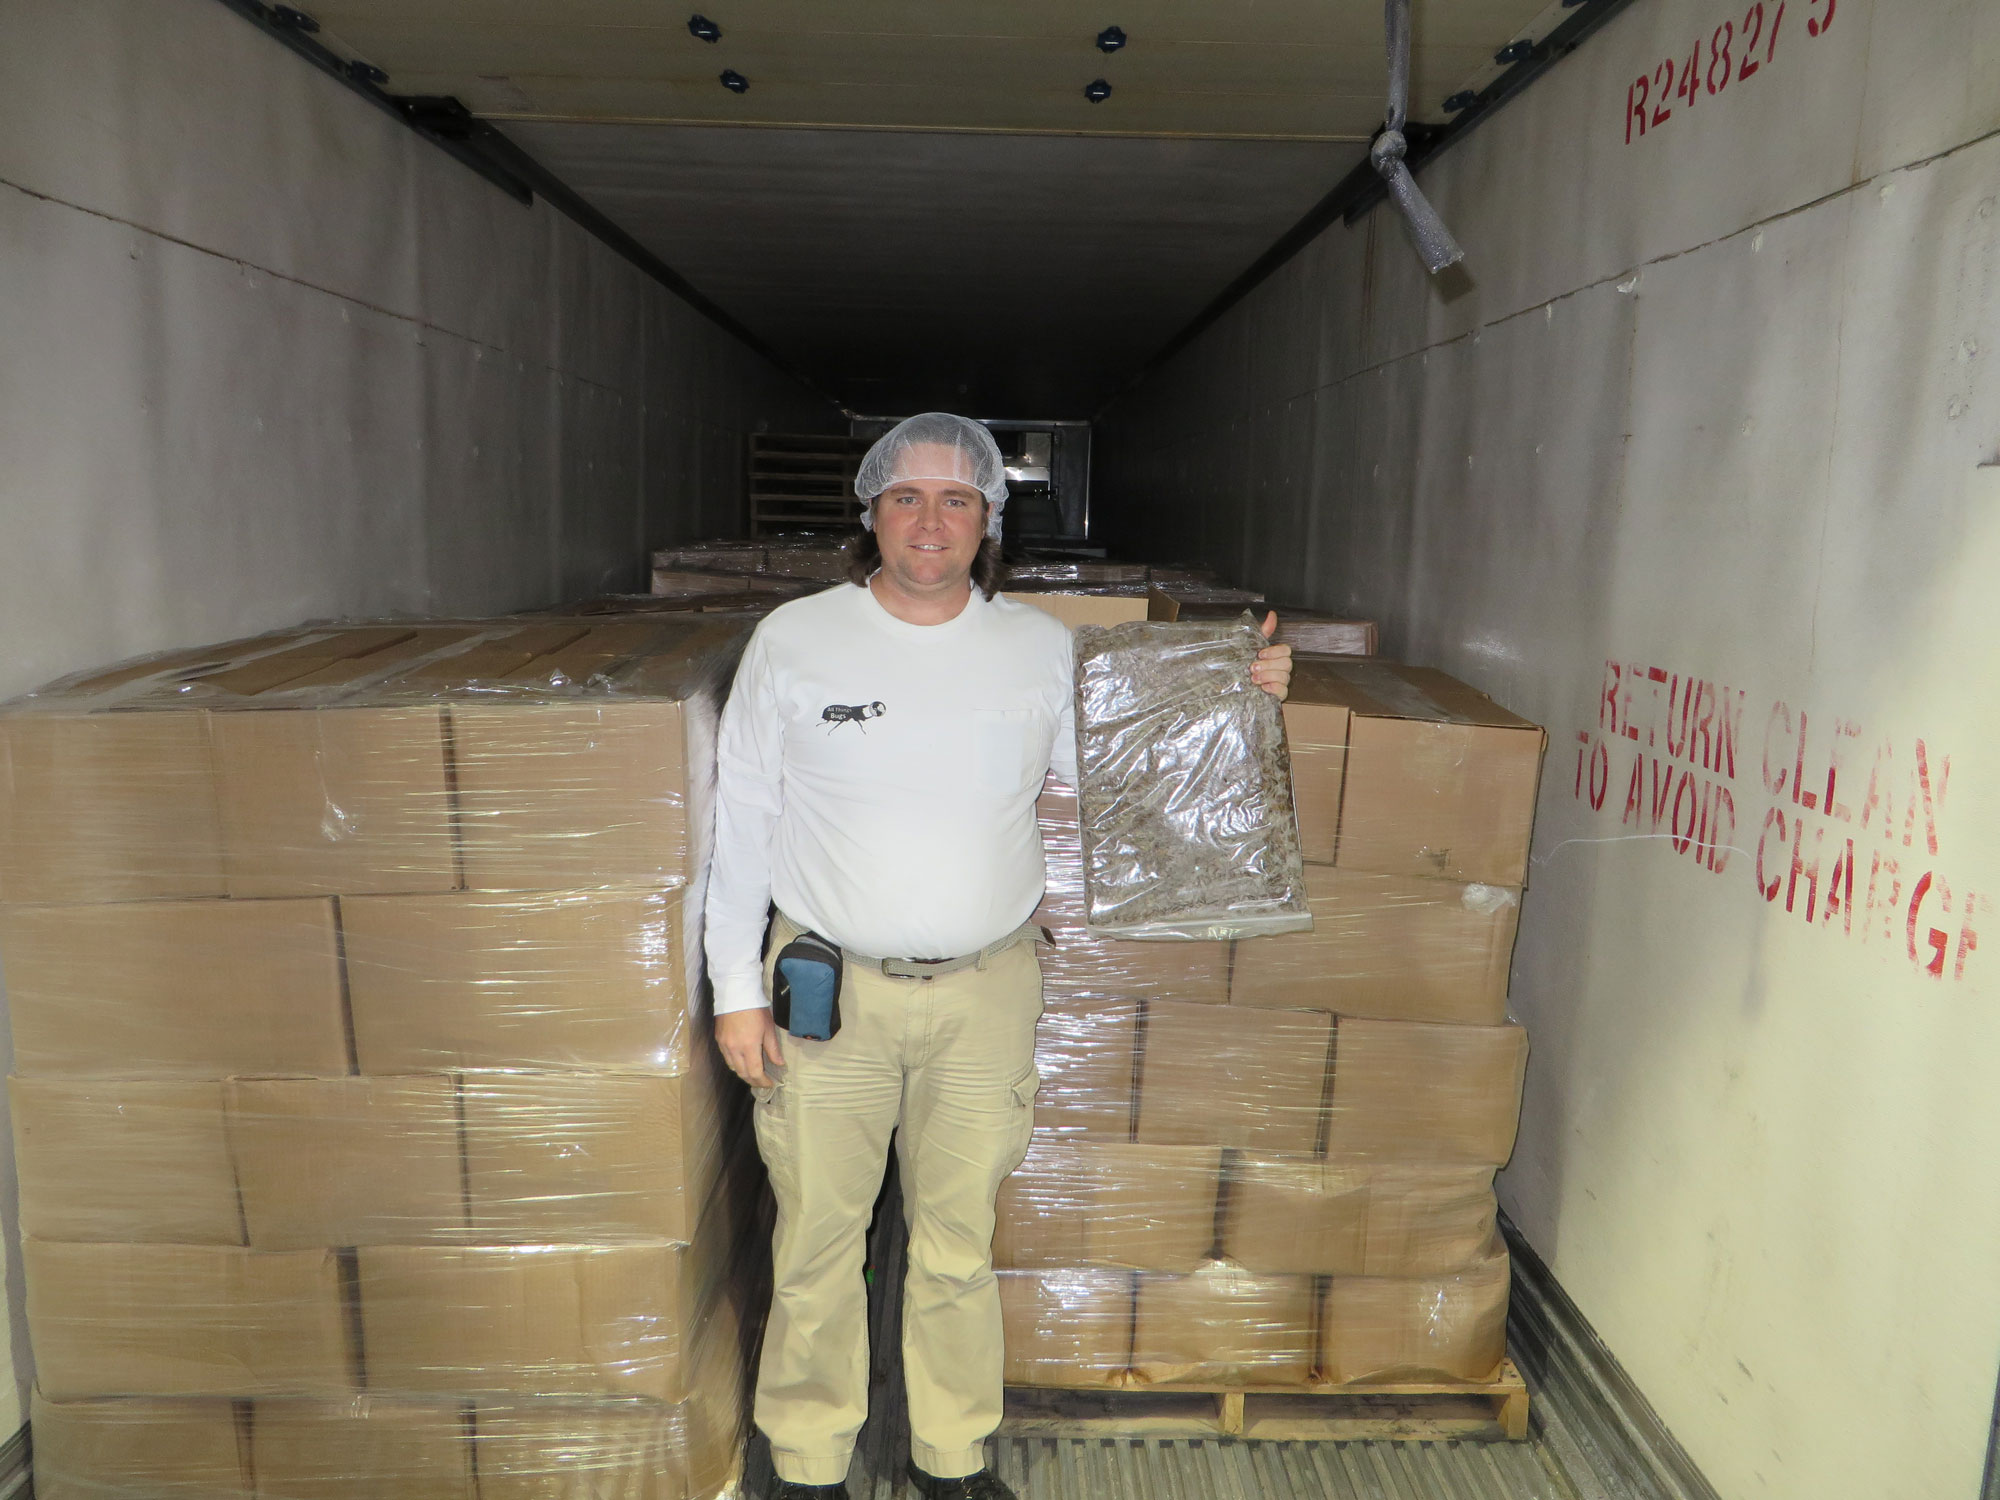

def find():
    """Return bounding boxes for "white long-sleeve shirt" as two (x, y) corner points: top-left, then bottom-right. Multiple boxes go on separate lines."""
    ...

(704, 582), (1077, 1015)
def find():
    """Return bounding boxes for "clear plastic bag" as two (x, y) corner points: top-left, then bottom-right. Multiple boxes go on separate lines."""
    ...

(1071, 614), (1312, 939)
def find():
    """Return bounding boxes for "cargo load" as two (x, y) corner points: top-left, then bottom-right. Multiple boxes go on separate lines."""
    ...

(0, 617), (768, 1499)
(998, 659), (1544, 1399)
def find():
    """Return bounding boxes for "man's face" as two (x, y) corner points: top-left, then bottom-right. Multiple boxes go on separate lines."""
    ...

(871, 447), (987, 591)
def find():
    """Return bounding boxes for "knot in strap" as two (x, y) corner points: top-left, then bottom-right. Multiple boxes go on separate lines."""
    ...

(1370, 128), (1407, 176)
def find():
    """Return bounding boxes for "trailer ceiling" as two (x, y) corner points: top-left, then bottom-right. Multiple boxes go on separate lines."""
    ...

(290, 0), (1567, 413)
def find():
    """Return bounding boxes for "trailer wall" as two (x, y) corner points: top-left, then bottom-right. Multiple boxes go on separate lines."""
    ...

(0, 0), (834, 1433)
(1096, 5), (2000, 1497)
(0, 0), (834, 706)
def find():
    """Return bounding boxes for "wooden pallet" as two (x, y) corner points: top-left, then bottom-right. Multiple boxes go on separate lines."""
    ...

(1002, 1359), (1529, 1442)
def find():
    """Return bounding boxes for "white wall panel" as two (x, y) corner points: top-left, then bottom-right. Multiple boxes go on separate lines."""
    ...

(0, 186), (431, 691)
(416, 173), (558, 367)
(0, 0), (426, 319)
(420, 335), (561, 615)
(555, 370), (646, 599)
(0, 0), (829, 704)
(1097, 1), (2000, 1494)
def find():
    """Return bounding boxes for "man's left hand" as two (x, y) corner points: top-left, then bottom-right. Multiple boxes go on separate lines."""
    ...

(1252, 612), (1293, 701)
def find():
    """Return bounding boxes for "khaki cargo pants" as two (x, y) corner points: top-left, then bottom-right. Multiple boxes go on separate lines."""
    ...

(753, 912), (1042, 1485)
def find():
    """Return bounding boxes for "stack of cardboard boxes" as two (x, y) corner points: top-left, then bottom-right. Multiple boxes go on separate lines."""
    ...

(0, 617), (766, 1499)
(997, 656), (1545, 1390)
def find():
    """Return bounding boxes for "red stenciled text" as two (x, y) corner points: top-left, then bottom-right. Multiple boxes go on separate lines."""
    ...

(1573, 661), (1982, 982)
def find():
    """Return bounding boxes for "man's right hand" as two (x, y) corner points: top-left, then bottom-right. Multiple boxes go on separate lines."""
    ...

(716, 1007), (785, 1089)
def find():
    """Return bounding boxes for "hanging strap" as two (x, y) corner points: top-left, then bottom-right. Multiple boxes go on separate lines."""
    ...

(1371, 0), (1466, 275)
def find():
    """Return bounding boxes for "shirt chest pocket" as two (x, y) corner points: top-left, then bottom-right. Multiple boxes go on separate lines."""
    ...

(970, 707), (1052, 796)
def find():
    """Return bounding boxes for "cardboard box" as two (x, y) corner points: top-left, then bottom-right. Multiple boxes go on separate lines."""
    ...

(995, 1141), (1220, 1273)
(1039, 761), (1234, 1001)
(1308, 661), (1544, 886)
(1003, 592), (1150, 630)
(1228, 867), (1520, 1025)
(1131, 1267), (1317, 1386)
(11, 1079), (243, 1243)
(1281, 661), (1353, 866)
(1081, 1143), (1222, 1272)
(1321, 1237), (1510, 1383)
(1032, 776), (1243, 999)
(1327, 1020), (1528, 1166)
(357, 1242), (721, 1403)
(186, 626), (484, 701)
(343, 887), (691, 1074)
(1016, 562), (1150, 587)
(993, 1141), (1092, 1269)
(31, 1392), (248, 1500)
(998, 1269), (1134, 1387)
(385, 622), (589, 687)
(474, 1389), (744, 1500)
(1220, 1157), (1497, 1276)
(250, 1400), (475, 1500)
(654, 544), (765, 575)
(473, 1307), (747, 1500)
(0, 710), (225, 903)
(45, 634), (276, 697)
(763, 546), (850, 582)
(1142, 586), (1262, 620)
(449, 701), (692, 892)
(227, 1077), (467, 1248)
(492, 621), (668, 690)
(271, 629), (488, 697)
(1362, 1165), (1501, 1275)
(1035, 898), (1231, 1004)
(0, 897), (348, 1078)
(1278, 618), (1378, 656)
(472, 1404), (679, 1500)
(181, 627), (425, 698)
(653, 565), (804, 597)
(1135, 1001), (1332, 1155)
(26, 1241), (354, 1399)
(209, 706), (458, 898)
(462, 1071), (734, 1244)
(1031, 1000), (1138, 1142)
(1218, 1157), (1367, 1276)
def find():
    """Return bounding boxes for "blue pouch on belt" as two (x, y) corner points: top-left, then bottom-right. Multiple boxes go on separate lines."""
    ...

(772, 930), (843, 1041)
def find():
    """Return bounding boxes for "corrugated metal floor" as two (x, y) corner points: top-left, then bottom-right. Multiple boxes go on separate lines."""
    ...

(740, 1175), (1616, 1500)
(748, 1379), (1585, 1500)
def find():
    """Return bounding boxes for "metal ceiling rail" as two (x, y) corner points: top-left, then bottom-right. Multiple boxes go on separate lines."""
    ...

(210, 0), (844, 411)
(1103, 0), (1647, 415)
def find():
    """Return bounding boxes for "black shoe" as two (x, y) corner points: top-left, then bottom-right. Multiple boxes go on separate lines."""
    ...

(770, 1482), (847, 1499)
(907, 1463), (1016, 1500)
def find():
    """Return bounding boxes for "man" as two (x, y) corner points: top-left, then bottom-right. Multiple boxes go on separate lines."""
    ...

(707, 413), (1292, 1500)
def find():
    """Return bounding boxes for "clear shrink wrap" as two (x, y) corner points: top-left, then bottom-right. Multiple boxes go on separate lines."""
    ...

(1001, 658), (1544, 1393)
(1007, 561), (1151, 586)
(1145, 585), (1377, 656)
(0, 615), (765, 1499)
(3, 605), (1551, 1438)
(652, 540), (769, 574)
(1070, 615), (1311, 939)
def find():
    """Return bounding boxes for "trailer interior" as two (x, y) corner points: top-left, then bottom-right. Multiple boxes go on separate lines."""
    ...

(5, 2), (2000, 1498)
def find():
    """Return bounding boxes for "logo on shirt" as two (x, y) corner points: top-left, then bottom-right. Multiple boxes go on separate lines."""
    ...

(821, 701), (887, 733)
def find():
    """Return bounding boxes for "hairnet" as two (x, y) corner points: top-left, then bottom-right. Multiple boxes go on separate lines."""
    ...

(855, 413), (1009, 541)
